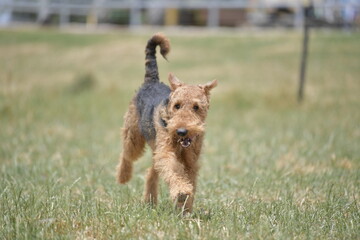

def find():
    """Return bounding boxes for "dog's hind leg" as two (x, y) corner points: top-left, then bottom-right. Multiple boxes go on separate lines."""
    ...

(116, 101), (145, 184)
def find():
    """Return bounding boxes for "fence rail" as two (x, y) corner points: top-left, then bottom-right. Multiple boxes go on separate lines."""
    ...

(1, 0), (359, 28)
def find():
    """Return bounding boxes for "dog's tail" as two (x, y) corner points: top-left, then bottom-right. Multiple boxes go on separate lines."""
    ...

(144, 33), (170, 84)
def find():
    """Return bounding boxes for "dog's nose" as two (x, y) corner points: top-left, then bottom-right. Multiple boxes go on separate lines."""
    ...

(176, 128), (188, 136)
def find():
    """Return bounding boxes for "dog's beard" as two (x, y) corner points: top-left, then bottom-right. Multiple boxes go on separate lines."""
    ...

(167, 119), (205, 148)
(175, 130), (202, 148)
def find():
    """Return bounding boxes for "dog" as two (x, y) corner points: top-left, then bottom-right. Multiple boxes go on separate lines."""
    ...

(116, 33), (217, 213)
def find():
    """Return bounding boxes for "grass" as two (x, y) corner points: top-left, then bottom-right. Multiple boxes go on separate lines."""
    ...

(0, 28), (359, 239)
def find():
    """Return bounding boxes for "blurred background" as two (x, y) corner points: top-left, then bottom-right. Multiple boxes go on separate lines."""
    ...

(0, 0), (359, 30)
(1, 0), (360, 239)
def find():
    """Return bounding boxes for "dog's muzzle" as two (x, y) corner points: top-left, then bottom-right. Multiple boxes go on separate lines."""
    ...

(177, 135), (198, 148)
(178, 137), (192, 148)
(176, 128), (191, 148)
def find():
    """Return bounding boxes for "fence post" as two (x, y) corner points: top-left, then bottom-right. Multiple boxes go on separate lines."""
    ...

(130, 0), (142, 28)
(0, 0), (12, 26)
(37, 0), (49, 24)
(60, 0), (70, 27)
(87, 0), (102, 28)
(165, 8), (179, 26)
(207, 1), (219, 28)
(294, 1), (304, 29)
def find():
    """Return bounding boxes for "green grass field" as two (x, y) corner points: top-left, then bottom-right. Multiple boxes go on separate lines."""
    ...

(1, 28), (359, 239)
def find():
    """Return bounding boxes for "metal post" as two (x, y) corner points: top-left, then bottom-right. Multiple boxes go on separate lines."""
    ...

(298, 5), (311, 103)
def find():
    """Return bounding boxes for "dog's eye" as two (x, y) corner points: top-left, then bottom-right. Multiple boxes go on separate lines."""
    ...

(174, 104), (181, 110)
(193, 105), (199, 111)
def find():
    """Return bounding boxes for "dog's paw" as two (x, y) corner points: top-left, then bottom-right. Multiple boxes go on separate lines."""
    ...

(170, 185), (193, 200)
(117, 172), (131, 184)
(174, 192), (193, 214)
(177, 193), (190, 203)
(175, 191), (192, 207)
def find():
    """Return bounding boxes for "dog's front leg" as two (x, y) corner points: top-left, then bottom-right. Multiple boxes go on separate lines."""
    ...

(154, 152), (194, 212)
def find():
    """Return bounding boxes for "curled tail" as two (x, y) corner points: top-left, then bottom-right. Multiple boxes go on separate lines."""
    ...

(144, 33), (170, 84)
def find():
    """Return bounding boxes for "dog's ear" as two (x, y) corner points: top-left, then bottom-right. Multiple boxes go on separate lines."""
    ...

(168, 73), (183, 91)
(199, 79), (218, 95)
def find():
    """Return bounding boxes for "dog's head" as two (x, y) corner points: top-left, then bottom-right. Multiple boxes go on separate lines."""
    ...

(164, 73), (217, 148)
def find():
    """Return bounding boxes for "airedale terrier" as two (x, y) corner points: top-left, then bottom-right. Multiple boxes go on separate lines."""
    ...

(116, 33), (217, 212)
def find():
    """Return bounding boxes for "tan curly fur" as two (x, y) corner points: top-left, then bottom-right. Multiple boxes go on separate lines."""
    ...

(116, 33), (217, 213)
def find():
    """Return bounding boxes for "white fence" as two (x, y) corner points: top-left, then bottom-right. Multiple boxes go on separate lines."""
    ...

(0, 0), (359, 28)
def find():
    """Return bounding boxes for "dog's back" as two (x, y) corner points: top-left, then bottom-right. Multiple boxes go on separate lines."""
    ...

(136, 82), (170, 142)
(136, 33), (171, 142)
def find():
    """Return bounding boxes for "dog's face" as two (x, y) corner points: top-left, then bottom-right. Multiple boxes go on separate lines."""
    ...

(166, 73), (217, 148)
